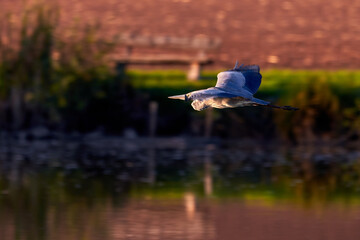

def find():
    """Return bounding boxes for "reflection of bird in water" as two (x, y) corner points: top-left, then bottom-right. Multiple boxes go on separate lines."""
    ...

(169, 62), (299, 111)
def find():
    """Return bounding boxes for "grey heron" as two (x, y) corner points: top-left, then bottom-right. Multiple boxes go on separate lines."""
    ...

(168, 62), (298, 111)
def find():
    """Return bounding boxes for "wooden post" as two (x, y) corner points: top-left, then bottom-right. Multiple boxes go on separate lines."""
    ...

(187, 61), (201, 81)
(115, 62), (127, 80)
(10, 87), (23, 130)
(149, 101), (158, 137)
(204, 108), (213, 138)
(148, 101), (158, 184)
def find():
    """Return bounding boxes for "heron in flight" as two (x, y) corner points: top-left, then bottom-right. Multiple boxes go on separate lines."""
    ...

(168, 62), (298, 111)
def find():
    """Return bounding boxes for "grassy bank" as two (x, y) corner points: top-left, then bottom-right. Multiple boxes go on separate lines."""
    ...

(127, 69), (360, 109)
(128, 69), (360, 95)
(126, 69), (360, 142)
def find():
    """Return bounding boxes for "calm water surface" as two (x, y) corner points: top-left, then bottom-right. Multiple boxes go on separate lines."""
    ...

(0, 137), (359, 240)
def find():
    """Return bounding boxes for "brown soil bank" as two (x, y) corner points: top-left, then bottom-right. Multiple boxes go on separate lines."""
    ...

(2, 0), (360, 69)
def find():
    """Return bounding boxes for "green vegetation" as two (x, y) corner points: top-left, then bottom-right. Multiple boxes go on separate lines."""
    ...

(0, 3), (359, 142)
(0, 3), (118, 131)
(127, 69), (360, 97)
(127, 69), (360, 142)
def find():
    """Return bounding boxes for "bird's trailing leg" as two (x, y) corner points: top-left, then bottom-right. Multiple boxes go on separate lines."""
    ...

(267, 104), (299, 111)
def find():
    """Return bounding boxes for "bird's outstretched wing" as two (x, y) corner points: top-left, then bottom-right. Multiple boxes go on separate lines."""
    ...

(215, 70), (245, 94)
(242, 70), (262, 94)
(233, 62), (262, 94)
(216, 62), (262, 95)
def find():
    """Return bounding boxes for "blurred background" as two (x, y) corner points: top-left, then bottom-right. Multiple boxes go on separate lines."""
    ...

(0, 0), (360, 239)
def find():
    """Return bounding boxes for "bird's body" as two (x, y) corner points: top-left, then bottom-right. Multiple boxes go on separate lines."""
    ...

(169, 62), (298, 111)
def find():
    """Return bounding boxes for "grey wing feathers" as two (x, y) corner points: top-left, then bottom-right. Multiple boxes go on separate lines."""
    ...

(226, 62), (262, 94)
(242, 71), (262, 94)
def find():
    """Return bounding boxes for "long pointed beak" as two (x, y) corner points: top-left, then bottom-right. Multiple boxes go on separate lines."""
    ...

(168, 94), (186, 100)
